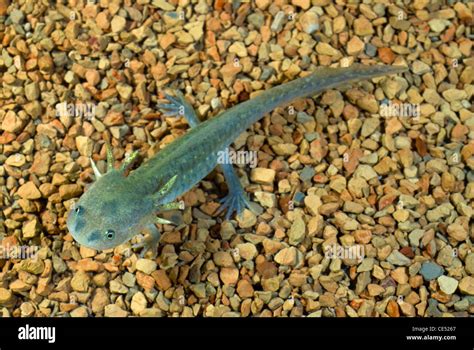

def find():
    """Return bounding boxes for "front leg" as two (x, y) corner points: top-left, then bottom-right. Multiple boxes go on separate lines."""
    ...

(158, 91), (253, 219)
(132, 223), (161, 258)
(132, 196), (182, 258)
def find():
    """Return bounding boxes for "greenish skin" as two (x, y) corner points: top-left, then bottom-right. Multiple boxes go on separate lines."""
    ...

(67, 64), (407, 256)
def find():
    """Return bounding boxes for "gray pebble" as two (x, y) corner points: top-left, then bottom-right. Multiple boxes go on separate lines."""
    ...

(364, 43), (377, 57)
(420, 261), (444, 281)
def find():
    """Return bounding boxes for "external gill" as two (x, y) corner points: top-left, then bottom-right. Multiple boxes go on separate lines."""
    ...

(89, 142), (141, 179)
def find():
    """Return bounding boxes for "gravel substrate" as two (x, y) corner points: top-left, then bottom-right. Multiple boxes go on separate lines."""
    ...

(0, 0), (473, 317)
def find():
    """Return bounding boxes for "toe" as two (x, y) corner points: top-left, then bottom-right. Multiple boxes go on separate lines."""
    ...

(217, 189), (253, 220)
(164, 92), (181, 105)
(157, 103), (178, 110)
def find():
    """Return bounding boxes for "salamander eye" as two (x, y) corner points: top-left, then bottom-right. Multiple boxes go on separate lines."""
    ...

(105, 230), (115, 240)
(75, 206), (83, 214)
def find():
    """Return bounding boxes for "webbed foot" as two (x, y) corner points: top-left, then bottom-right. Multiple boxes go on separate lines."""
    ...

(157, 91), (200, 127)
(216, 187), (253, 221)
(132, 225), (161, 258)
(157, 91), (186, 116)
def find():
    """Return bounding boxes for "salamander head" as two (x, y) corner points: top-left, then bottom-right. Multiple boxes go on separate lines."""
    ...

(67, 170), (152, 250)
(67, 147), (155, 250)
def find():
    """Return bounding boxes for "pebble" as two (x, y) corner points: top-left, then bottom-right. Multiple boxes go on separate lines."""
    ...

(30, 152), (51, 175)
(70, 306), (88, 317)
(353, 17), (374, 36)
(38, 55), (54, 74)
(361, 118), (380, 137)
(17, 182), (42, 200)
(25, 83), (40, 101)
(59, 184), (82, 200)
(194, 0), (208, 14)
(367, 284), (384, 297)
(0, 0), (8, 15)
(447, 223), (468, 242)
(426, 203), (453, 222)
(386, 251), (411, 266)
(122, 272), (136, 288)
(110, 125), (130, 140)
(190, 283), (206, 299)
(426, 299), (442, 317)
(454, 298), (469, 312)
(466, 254), (474, 275)
(116, 83), (133, 100)
(0, 288), (14, 306)
(111, 16), (127, 33)
(442, 89), (467, 102)
(236, 209), (257, 228)
(236, 243), (258, 261)
(408, 229), (425, 247)
(76, 136), (93, 157)
(292, 0), (310, 9)
(23, 219), (40, 239)
(271, 11), (286, 33)
(9, 9), (24, 24)
(333, 16), (346, 33)
(393, 209), (409, 223)
(213, 251), (234, 267)
(250, 168), (276, 185)
(364, 43), (376, 57)
(354, 165), (378, 181)
(437, 276), (458, 295)
(229, 42), (247, 58)
(109, 280), (128, 294)
(274, 247), (299, 266)
(420, 262), (444, 281)
(288, 215), (306, 246)
(459, 277), (474, 295)
(152, 0), (175, 10)
(412, 61), (431, 75)
(272, 143), (298, 156)
(248, 13), (264, 29)
(236, 280), (254, 298)
(6, 154), (26, 167)
(299, 11), (319, 34)
(316, 42), (341, 56)
(299, 167), (315, 182)
(152, 270), (171, 291)
(104, 304), (128, 317)
(220, 267), (239, 285)
(254, 191), (277, 208)
(131, 292), (147, 314)
(71, 271), (90, 292)
(1, 111), (24, 133)
(255, 0), (270, 10)
(347, 36), (365, 55)
(378, 47), (395, 64)
(428, 19), (449, 33)
(358, 258), (374, 273)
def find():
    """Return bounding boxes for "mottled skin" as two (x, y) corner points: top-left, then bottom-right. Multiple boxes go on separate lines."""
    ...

(67, 64), (407, 254)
